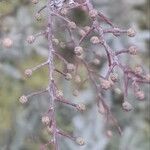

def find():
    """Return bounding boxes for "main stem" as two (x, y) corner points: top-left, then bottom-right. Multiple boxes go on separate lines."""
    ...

(47, 1), (58, 150)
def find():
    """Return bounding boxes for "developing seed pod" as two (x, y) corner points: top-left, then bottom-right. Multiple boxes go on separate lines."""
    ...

(68, 21), (76, 29)
(65, 73), (72, 80)
(19, 95), (28, 104)
(128, 45), (138, 55)
(90, 36), (100, 44)
(27, 35), (35, 44)
(76, 137), (85, 146)
(127, 28), (136, 37)
(89, 9), (98, 18)
(74, 46), (83, 56)
(24, 69), (32, 78)
(77, 103), (86, 112)
(2, 38), (13, 48)
(122, 101), (133, 111)
(135, 90), (145, 100)
(41, 115), (50, 125)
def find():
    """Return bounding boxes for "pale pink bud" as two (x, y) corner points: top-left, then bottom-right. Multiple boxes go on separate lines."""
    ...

(27, 35), (35, 44)
(67, 63), (75, 72)
(101, 79), (111, 90)
(41, 115), (50, 125)
(68, 21), (76, 29)
(122, 101), (133, 111)
(19, 95), (28, 104)
(93, 58), (100, 65)
(76, 137), (85, 146)
(84, 26), (90, 32)
(2, 38), (13, 48)
(135, 90), (145, 100)
(56, 90), (63, 98)
(52, 38), (59, 45)
(75, 75), (81, 83)
(74, 46), (83, 56)
(77, 104), (86, 112)
(128, 45), (138, 55)
(24, 69), (32, 77)
(31, 0), (38, 4)
(89, 9), (98, 18)
(79, 29), (86, 36)
(90, 36), (100, 44)
(106, 130), (113, 138)
(110, 73), (118, 82)
(134, 65), (143, 75)
(127, 28), (136, 37)
(65, 73), (72, 80)
(73, 89), (79, 97)
(60, 8), (68, 15)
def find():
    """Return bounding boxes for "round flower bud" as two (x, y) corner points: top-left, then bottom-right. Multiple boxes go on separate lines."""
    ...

(128, 45), (138, 55)
(31, 0), (38, 4)
(79, 29), (86, 36)
(59, 42), (66, 48)
(42, 115), (50, 125)
(24, 69), (32, 77)
(90, 36), (100, 44)
(52, 38), (59, 45)
(19, 95), (28, 104)
(60, 8), (68, 15)
(75, 75), (81, 83)
(114, 88), (122, 95)
(77, 103), (86, 112)
(106, 130), (113, 138)
(74, 46), (83, 56)
(101, 79), (111, 90)
(76, 137), (85, 146)
(56, 90), (63, 98)
(84, 26), (90, 32)
(134, 65), (143, 75)
(27, 35), (35, 44)
(122, 101), (132, 111)
(35, 13), (42, 21)
(135, 90), (145, 100)
(93, 58), (100, 65)
(110, 73), (118, 82)
(89, 9), (98, 18)
(68, 21), (76, 29)
(2, 38), (13, 48)
(67, 63), (75, 72)
(127, 28), (136, 37)
(73, 89), (79, 97)
(145, 74), (150, 81)
(65, 73), (72, 80)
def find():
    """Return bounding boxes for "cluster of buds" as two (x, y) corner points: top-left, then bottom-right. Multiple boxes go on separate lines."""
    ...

(17, 0), (149, 149)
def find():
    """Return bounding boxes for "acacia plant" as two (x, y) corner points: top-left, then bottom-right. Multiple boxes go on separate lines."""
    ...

(4, 0), (148, 149)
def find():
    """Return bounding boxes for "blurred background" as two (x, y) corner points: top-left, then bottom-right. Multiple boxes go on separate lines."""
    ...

(0, 0), (149, 150)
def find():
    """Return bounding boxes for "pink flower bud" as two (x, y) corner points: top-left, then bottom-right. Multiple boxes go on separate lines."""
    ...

(27, 35), (35, 44)
(134, 65), (143, 75)
(110, 73), (118, 82)
(74, 46), (83, 56)
(122, 101), (132, 111)
(24, 69), (32, 77)
(90, 36), (100, 44)
(101, 79), (111, 90)
(76, 137), (85, 146)
(19, 95), (28, 104)
(89, 9), (98, 18)
(41, 115), (50, 125)
(31, 0), (38, 4)
(2, 38), (13, 48)
(75, 75), (81, 83)
(106, 130), (113, 138)
(65, 73), (72, 80)
(67, 63), (75, 72)
(127, 28), (136, 37)
(68, 21), (76, 29)
(128, 45), (138, 55)
(77, 104), (86, 112)
(135, 90), (145, 100)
